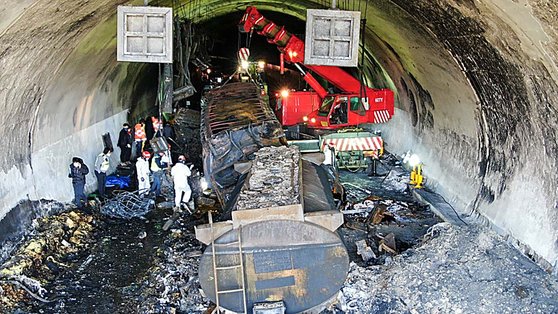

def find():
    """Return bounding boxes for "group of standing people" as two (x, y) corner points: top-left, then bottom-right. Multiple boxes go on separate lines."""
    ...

(69, 116), (190, 211)
(136, 150), (192, 210)
(69, 147), (112, 210)
(117, 117), (176, 164)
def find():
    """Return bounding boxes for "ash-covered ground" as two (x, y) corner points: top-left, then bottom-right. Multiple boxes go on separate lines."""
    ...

(335, 222), (558, 313)
(326, 156), (558, 313)
(1, 132), (558, 313)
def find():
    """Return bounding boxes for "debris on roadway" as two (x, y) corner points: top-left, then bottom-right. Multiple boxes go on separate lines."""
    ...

(0, 209), (97, 310)
(136, 212), (210, 313)
(100, 190), (155, 219)
(333, 223), (558, 313)
(2, 133), (558, 313)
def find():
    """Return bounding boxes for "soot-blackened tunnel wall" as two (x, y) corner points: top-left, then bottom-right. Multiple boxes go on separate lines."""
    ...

(0, 0), (557, 270)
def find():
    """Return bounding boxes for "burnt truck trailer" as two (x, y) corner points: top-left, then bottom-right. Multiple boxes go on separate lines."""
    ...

(200, 82), (284, 209)
(196, 82), (349, 313)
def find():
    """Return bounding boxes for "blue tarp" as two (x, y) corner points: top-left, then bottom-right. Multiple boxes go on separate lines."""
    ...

(105, 175), (131, 189)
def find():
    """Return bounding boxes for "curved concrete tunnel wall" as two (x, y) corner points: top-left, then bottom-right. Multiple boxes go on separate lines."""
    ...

(1, 0), (557, 270)
(0, 0), (157, 214)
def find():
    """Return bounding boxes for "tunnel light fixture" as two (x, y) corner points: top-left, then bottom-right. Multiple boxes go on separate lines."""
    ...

(408, 154), (420, 167)
(117, 6), (173, 63)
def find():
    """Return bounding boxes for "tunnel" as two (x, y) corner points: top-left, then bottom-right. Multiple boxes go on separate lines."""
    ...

(1, 0), (557, 275)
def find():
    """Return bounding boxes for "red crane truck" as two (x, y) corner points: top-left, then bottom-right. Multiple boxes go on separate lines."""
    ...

(239, 6), (394, 130)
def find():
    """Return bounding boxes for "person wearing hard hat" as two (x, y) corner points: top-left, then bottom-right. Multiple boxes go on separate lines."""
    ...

(136, 151), (151, 196)
(171, 155), (192, 210)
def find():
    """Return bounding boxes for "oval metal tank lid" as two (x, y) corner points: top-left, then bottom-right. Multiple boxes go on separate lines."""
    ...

(199, 220), (350, 313)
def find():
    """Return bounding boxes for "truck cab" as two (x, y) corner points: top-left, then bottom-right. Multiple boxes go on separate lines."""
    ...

(304, 95), (369, 129)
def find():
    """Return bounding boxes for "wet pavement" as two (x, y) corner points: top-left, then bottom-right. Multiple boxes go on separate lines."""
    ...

(43, 212), (167, 313)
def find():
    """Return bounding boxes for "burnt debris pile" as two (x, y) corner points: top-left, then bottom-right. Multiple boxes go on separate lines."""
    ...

(338, 159), (441, 267)
(0, 209), (97, 310)
(136, 213), (209, 313)
(100, 190), (155, 219)
(236, 146), (301, 210)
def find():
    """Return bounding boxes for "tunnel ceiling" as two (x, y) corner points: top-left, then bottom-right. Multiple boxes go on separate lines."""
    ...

(194, 11), (305, 75)
(1, 0), (557, 270)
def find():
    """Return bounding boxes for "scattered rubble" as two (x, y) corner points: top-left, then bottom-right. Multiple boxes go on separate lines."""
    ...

(332, 224), (558, 313)
(338, 164), (441, 267)
(380, 167), (409, 193)
(355, 240), (376, 262)
(236, 146), (301, 210)
(378, 233), (397, 254)
(0, 209), (97, 310)
(3, 148), (557, 313)
(370, 204), (394, 224)
(136, 212), (210, 313)
(340, 157), (410, 203)
(0, 200), (67, 265)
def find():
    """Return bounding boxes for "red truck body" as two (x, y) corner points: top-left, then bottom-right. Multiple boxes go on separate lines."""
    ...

(274, 91), (321, 126)
(305, 90), (394, 130)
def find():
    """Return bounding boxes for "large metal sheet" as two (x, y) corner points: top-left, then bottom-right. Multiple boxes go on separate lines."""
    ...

(301, 160), (336, 213)
(304, 9), (361, 67)
(117, 6), (173, 63)
(199, 220), (349, 314)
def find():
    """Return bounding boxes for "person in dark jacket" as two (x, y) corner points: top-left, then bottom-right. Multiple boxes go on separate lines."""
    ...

(144, 116), (154, 140)
(117, 123), (133, 164)
(68, 157), (89, 209)
(162, 122), (175, 141)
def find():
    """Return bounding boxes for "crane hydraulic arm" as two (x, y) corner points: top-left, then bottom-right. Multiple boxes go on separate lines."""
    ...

(239, 6), (328, 98)
(239, 6), (379, 95)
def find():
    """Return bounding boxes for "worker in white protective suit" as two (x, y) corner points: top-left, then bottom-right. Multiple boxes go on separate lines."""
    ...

(136, 151), (151, 196)
(323, 143), (336, 167)
(171, 155), (192, 210)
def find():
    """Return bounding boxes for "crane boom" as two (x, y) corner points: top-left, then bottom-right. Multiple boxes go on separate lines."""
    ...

(239, 6), (328, 98)
(240, 6), (377, 94)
